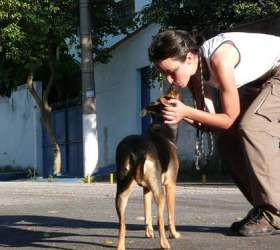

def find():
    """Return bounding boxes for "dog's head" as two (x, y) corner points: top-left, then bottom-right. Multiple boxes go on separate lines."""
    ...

(141, 85), (180, 142)
(141, 85), (180, 119)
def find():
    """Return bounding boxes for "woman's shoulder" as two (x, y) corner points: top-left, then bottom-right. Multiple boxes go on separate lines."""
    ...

(204, 32), (280, 44)
(213, 32), (280, 43)
(202, 32), (280, 56)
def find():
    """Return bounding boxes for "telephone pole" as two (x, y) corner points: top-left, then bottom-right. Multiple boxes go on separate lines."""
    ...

(80, 0), (98, 177)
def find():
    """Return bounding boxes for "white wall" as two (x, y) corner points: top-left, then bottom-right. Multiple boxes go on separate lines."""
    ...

(0, 83), (43, 173)
(95, 23), (161, 167)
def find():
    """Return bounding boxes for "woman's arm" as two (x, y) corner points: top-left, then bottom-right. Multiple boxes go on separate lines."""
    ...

(163, 43), (240, 129)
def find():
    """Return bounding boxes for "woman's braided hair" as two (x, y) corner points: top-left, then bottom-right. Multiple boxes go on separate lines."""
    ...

(148, 30), (200, 63)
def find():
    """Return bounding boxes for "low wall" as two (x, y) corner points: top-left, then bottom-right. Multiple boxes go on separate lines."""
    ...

(0, 83), (43, 174)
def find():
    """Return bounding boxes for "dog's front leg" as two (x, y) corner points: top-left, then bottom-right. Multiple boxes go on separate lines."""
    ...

(166, 182), (181, 239)
(116, 181), (135, 250)
(143, 187), (154, 238)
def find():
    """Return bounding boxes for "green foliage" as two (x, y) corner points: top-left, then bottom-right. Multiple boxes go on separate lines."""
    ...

(140, 1), (280, 87)
(0, 61), (26, 96)
(34, 53), (81, 104)
(82, 175), (93, 184)
(0, 0), (137, 99)
(0, 0), (78, 96)
(89, 0), (138, 63)
(48, 174), (54, 182)
(143, 65), (164, 88)
(0, 0), (77, 64)
(141, 0), (280, 38)
(26, 167), (39, 180)
(0, 165), (38, 180)
(0, 165), (24, 173)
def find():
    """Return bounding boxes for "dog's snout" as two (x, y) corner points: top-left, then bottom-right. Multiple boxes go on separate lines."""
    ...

(170, 99), (177, 107)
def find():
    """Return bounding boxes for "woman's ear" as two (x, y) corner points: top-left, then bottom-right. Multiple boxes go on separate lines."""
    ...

(186, 52), (194, 64)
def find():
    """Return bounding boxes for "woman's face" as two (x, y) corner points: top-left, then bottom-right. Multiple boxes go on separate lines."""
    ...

(156, 52), (198, 88)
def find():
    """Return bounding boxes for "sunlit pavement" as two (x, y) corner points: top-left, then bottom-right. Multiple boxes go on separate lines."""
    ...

(0, 181), (278, 250)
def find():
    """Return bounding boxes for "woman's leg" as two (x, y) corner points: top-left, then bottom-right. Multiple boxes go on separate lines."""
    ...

(239, 71), (280, 228)
(216, 81), (262, 206)
(217, 129), (254, 205)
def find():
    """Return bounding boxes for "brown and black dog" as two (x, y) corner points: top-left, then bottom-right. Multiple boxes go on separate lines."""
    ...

(115, 86), (181, 250)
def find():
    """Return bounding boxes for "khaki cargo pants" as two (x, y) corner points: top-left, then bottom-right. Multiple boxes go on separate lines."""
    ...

(217, 67), (280, 228)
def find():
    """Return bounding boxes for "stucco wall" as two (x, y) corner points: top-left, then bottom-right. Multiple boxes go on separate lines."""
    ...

(94, 23), (160, 167)
(0, 83), (43, 173)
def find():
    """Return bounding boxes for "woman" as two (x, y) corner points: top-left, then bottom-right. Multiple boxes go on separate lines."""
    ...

(148, 30), (280, 236)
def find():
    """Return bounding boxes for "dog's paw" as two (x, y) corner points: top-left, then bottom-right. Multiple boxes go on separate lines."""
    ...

(116, 244), (125, 250)
(169, 230), (181, 239)
(160, 238), (171, 249)
(116, 240), (125, 250)
(145, 226), (154, 238)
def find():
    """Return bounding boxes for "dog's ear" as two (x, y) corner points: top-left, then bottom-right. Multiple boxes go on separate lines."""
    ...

(140, 101), (162, 117)
(141, 85), (180, 117)
(159, 96), (174, 107)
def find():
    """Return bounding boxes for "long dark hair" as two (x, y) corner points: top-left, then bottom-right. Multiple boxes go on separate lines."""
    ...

(148, 29), (200, 63)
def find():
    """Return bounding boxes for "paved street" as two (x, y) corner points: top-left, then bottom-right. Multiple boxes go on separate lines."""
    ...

(0, 181), (279, 249)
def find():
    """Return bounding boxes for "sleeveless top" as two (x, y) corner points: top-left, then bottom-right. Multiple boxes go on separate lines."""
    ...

(200, 32), (280, 88)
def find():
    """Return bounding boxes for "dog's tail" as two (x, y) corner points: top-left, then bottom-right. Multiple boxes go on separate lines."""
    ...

(115, 152), (145, 209)
(115, 136), (147, 199)
(116, 151), (144, 181)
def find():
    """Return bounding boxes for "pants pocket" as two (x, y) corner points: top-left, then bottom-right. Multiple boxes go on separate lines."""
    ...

(255, 84), (280, 123)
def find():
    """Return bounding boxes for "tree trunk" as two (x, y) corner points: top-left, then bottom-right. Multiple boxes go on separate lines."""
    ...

(41, 110), (62, 176)
(26, 70), (62, 176)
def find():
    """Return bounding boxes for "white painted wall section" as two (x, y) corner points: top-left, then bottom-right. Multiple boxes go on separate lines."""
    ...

(0, 83), (43, 173)
(94, 23), (161, 167)
(83, 113), (98, 175)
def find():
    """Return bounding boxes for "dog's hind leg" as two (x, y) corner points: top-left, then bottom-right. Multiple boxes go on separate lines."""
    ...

(116, 180), (136, 250)
(149, 181), (170, 249)
(165, 182), (181, 239)
(143, 187), (154, 238)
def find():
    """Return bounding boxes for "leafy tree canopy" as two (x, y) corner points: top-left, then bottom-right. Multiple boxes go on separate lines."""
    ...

(0, 0), (135, 99)
(141, 0), (280, 40)
(0, 0), (78, 96)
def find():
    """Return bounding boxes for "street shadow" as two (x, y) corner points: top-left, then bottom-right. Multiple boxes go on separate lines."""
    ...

(0, 215), (230, 249)
(0, 215), (144, 249)
(176, 224), (230, 235)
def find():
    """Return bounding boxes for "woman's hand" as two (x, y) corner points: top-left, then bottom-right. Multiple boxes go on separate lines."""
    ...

(162, 99), (191, 124)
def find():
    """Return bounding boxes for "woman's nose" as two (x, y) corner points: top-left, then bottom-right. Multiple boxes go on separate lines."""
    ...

(166, 75), (174, 84)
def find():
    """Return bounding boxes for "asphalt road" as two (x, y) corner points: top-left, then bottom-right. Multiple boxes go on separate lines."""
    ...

(0, 181), (279, 250)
